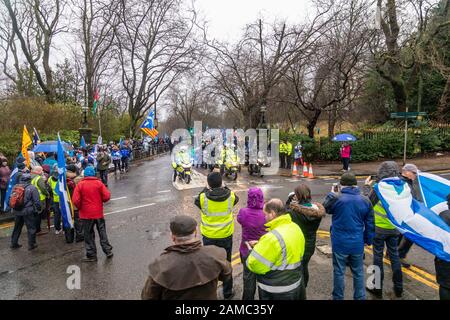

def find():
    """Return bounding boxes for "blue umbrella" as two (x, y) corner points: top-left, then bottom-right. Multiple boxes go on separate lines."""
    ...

(332, 133), (357, 142)
(33, 141), (74, 153)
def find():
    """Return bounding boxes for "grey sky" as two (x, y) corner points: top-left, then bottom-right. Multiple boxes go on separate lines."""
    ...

(195, 0), (314, 41)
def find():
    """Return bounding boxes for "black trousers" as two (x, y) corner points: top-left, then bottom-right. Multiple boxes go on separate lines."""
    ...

(203, 235), (233, 298)
(64, 211), (84, 243)
(286, 155), (292, 169)
(82, 218), (112, 258)
(241, 255), (257, 300)
(279, 154), (286, 168)
(398, 237), (414, 259)
(342, 158), (350, 170)
(99, 170), (108, 186)
(11, 213), (37, 247)
(0, 188), (6, 212)
(440, 286), (450, 300)
(121, 158), (129, 171)
(113, 160), (121, 172)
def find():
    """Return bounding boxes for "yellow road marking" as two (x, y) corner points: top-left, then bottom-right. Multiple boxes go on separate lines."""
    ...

(0, 222), (14, 230)
(316, 230), (438, 290)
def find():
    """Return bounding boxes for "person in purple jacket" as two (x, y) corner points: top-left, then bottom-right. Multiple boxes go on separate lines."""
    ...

(237, 187), (267, 300)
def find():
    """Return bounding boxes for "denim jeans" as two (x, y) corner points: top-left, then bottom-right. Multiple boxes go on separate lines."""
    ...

(372, 233), (403, 292)
(332, 252), (365, 300)
(203, 236), (233, 298)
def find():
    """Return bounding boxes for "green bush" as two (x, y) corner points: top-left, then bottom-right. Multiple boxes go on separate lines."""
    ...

(419, 130), (442, 153)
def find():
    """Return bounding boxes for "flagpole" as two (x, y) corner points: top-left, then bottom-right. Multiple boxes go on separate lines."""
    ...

(98, 104), (102, 140)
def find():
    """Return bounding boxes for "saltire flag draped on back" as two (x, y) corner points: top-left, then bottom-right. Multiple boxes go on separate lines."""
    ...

(418, 172), (450, 214)
(92, 89), (100, 115)
(140, 111), (158, 139)
(33, 127), (40, 147)
(374, 177), (450, 262)
(3, 166), (18, 211)
(57, 133), (74, 229)
(22, 125), (32, 167)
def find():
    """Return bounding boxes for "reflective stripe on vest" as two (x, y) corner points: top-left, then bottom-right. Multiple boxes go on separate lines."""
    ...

(374, 202), (395, 230)
(200, 193), (235, 239)
(257, 278), (302, 294)
(31, 176), (46, 201)
(249, 229), (302, 271)
(49, 178), (59, 203)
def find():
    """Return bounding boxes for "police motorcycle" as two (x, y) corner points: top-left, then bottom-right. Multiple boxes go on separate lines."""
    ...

(171, 147), (192, 184)
(248, 150), (268, 177)
(221, 146), (239, 181)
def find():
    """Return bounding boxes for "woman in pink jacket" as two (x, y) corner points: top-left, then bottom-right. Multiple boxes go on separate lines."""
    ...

(340, 143), (351, 172)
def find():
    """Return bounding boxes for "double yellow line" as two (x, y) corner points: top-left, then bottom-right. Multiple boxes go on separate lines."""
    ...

(317, 230), (438, 290)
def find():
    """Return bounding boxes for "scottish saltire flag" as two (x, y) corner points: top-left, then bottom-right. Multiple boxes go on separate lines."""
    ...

(32, 127), (40, 147)
(140, 111), (158, 138)
(119, 137), (123, 148)
(418, 172), (450, 214)
(80, 136), (86, 148)
(374, 177), (450, 262)
(3, 166), (18, 211)
(57, 134), (74, 229)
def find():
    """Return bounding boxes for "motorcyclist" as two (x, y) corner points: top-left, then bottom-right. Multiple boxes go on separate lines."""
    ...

(172, 146), (191, 182)
(219, 144), (239, 176)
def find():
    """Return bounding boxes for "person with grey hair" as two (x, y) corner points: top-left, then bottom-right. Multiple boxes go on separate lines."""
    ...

(246, 198), (305, 300)
(364, 161), (403, 299)
(398, 163), (422, 267)
(141, 215), (232, 300)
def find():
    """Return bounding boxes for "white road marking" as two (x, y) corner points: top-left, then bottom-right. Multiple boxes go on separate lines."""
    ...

(157, 190), (171, 193)
(110, 196), (127, 201)
(105, 203), (156, 216)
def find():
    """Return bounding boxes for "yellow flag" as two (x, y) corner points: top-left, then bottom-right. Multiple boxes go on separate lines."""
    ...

(22, 125), (32, 167)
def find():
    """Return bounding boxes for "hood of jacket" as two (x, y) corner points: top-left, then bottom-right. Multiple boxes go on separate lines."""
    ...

(290, 202), (325, 220)
(148, 240), (228, 291)
(204, 186), (231, 202)
(247, 187), (264, 209)
(19, 173), (32, 184)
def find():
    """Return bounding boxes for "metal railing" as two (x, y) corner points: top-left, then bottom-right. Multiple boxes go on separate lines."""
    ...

(131, 144), (170, 161)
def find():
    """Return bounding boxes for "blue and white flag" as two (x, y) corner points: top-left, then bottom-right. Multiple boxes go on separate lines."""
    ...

(33, 127), (40, 147)
(418, 172), (450, 214)
(375, 177), (450, 262)
(57, 134), (74, 229)
(3, 167), (18, 211)
(80, 136), (86, 148)
(119, 137), (124, 148)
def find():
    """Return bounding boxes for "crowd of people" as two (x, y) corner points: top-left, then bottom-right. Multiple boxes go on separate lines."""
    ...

(142, 163), (450, 301)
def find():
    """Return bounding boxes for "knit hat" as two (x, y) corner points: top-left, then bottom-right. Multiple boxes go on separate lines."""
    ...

(170, 215), (197, 237)
(84, 166), (95, 177)
(377, 161), (400, 180)
(42, 164), (50, 174)
(340, 172), (357, 186)
(207, 172), (222, 189)
(402, 163), (418, 174)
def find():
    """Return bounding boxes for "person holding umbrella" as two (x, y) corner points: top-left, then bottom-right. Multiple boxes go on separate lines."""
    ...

(333, 134), (356, 172)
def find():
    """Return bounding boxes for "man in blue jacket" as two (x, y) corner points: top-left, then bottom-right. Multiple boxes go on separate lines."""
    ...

(323, 172), (375, 300)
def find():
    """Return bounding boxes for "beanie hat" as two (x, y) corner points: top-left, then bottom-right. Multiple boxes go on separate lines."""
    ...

(42, 164), (50, 174)
(84, 166), (95, 177)
(340, 172), (357, 186)
(207, 172), (222, 189)
(170, 215), (197, 237)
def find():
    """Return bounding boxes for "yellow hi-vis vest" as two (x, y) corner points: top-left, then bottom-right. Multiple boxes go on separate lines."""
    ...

(31, 175), (46, 201)
(286, 142), (293, 156)
(200, 192), (236, 239)
(279, 143), (287, 154)
(247, 214), (305, 293)
(374, 201), (396, 230)
(48, 177), (59, 203)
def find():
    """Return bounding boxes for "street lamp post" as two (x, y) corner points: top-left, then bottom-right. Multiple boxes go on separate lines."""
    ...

(79, 105), (93, 145)
(154, 91), (158, 129)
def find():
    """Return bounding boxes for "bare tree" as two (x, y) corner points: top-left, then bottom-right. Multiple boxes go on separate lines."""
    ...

(114, 0), (199, 137)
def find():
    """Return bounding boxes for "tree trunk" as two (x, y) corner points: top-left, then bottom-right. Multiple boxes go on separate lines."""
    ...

(307, 110), (321, 139)
(328, 107), (337, 140)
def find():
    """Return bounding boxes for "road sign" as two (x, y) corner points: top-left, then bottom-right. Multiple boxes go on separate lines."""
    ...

(390, 112), (427, 119)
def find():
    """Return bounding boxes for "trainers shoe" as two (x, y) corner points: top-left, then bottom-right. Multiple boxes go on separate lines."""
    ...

(394, 288), (403, 298)
(106, 252), (114, 259)
(82, 256), (98, 262)
(28, 244), (38, 251)
(400, 258), (411, 268)
(366, 287), (383, 299)
(224, 290), (235, 300)
(55, 230), (62, 235)
(10, 244), (22, 249)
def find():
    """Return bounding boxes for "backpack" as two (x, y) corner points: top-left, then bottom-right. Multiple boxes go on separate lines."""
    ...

(9, 184), (27, 210)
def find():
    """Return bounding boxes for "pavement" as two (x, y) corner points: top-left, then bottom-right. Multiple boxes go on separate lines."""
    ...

(0, 154), (444, 300)
(281, 154), (450, 178)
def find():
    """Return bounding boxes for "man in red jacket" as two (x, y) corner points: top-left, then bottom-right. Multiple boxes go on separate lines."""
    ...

(72, 166), (113, 262)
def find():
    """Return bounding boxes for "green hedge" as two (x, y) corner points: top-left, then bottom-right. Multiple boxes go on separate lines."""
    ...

(281, 129), (449, 163)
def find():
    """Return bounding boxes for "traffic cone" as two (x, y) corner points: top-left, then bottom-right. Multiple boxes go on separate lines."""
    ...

(308, 163), (315, 179)
(292, 162), (299, 176)
(302, 162), (309, 178)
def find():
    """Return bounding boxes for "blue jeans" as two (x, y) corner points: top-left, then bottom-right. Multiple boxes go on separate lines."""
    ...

(332, 252), (365, 300)
(372, 233), (403, 292)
